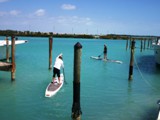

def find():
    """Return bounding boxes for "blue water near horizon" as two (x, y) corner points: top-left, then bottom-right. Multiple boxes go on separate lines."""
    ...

(0, 36), (160, 120)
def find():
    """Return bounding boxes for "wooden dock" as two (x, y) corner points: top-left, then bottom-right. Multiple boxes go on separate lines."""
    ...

(0, 62), (12, 71)
(0, 36), (16, 80)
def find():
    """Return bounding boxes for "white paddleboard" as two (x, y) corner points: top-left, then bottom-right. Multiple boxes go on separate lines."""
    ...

(45, 73), (64, 97)
(90, 56), (102, 60)
(90, 56), (123, 64)
(105, 59), (123, 64)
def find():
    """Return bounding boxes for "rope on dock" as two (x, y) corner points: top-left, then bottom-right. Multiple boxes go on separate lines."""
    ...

(134, 56), (156, 90)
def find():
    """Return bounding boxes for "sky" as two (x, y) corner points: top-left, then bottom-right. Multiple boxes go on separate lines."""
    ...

(0, 0), (160, 36)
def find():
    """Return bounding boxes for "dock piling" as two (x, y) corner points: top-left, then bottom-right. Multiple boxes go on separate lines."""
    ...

(140, 39), (143, 52)
(6, 36), (9, 62)
(126, 39), (128, 51)
(143, 39), (146, 51)
(11, 36), (16, 80)
(128, 40), (135, 80)
(49, 36), (53, 70)
(147, 38), (151, 49)
(72, 42), (82, 120)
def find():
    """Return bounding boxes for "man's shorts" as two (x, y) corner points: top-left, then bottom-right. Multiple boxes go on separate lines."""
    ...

(53, 67), (60, 77)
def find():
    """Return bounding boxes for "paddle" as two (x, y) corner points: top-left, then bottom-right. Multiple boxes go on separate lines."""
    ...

(98, 53), (103, 58)
(63, 67), (67, 84)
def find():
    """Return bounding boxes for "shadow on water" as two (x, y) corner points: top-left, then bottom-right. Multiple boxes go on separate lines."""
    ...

(128, 82), (158, 120)
(135, 55), (160, 120)
(136, 55), (160, 75)
(141, 107), (158, 120)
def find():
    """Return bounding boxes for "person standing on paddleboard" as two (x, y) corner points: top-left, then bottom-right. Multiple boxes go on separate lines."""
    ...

(52, 53), (64, 84)
(103, 44), (107, 60)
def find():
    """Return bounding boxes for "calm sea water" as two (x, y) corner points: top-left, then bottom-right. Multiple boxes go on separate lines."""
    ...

(0, 36), (160, 120)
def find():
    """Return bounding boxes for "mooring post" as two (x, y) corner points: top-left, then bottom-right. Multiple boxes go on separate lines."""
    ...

(126, 39), (128, 51)
(128, 40), (135, 80)
(147, 38), (151, 49)
(72, 42), (82, 120)
(140, 39), (143, 52)
(11, 36), (15, 80)
(129, 37), (133, 49)
(143, 39), (146, 51)
(49, 36), (53, 70)
(6, 36), (9, 62)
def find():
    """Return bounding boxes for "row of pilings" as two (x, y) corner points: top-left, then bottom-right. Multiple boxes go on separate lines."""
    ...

(126, 37), (154, 52)
(126, 37), (157, 80)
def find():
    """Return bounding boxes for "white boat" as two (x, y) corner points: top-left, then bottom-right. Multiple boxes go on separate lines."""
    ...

(152, 39), (160, 65)
(45, 73), (64, 97)
(0, 39), (27, 60)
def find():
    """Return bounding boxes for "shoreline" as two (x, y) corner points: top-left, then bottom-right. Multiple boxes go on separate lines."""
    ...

(0, 30), (159, 40)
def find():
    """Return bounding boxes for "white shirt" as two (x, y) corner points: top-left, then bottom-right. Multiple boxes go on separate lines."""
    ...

(53, 55), (64, 70)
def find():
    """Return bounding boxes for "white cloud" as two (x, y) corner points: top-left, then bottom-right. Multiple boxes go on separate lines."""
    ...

(0, 10), (20, 16)
(0, 11), (7, 16)
(55, 16), (94, 27)
(10, 10), (20, 16)
(61, 4), (76, 10)
(34, 9), (45, 16)
(0, 0), (9, 3)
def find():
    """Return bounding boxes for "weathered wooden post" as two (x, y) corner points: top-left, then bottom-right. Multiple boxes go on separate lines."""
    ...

(147, 38), (151, 49)
(49, 36), (53, 70)
(6, 36), (9, 62)
(128, 40), (135, 80)
(143, 39), (146, 51)
(126, 39), (128, 51)
(129, 37), (132, 49)
(72, 42), (82, 120)
(11, 36), (15, 80)
(140, 39), (143, 52)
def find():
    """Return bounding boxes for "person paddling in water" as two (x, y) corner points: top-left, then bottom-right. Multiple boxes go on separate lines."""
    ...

(52, 53), (64, 84)
(103, 44), (107, 60)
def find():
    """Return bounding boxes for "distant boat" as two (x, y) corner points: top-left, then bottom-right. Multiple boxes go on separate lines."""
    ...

(152, 38), (160, 65)
(0, 39), (27, 60)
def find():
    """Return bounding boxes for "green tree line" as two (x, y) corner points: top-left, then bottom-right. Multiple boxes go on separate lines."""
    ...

(0, 29), (158, 40)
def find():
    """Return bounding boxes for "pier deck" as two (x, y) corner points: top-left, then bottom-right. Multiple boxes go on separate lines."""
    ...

(0, 62), (12, 71)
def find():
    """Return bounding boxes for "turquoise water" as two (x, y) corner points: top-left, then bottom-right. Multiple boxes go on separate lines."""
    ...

(0, 36), (160, 120)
